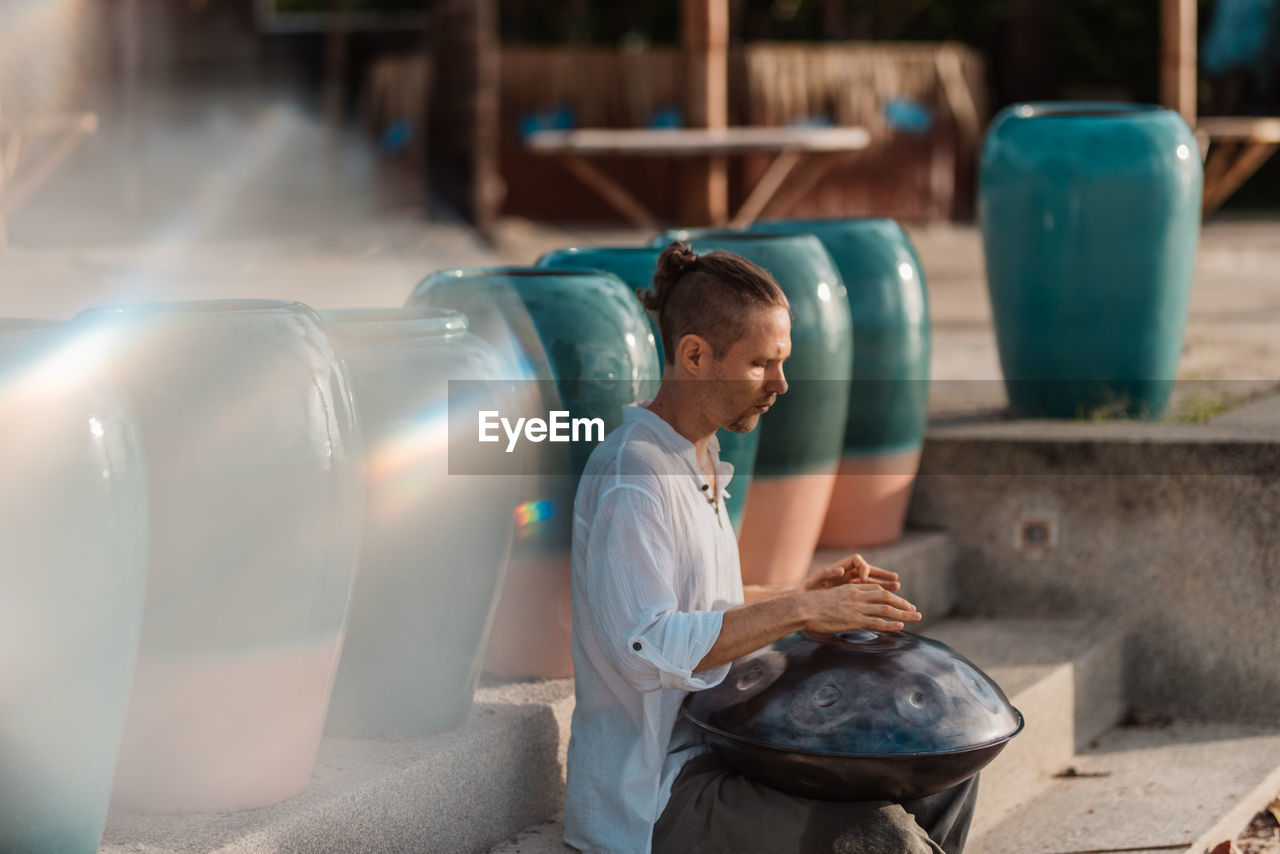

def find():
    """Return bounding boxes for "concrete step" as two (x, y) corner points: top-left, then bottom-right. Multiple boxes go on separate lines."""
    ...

(809, 526), (957, 626)
(99, 680), (574, 854)
(493, 815), (568, 854)
(924, 617), (1128, 833)
(490, 615), (1127, 852)
(968, 720), (1280, 854)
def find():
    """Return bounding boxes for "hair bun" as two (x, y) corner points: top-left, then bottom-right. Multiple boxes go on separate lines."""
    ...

(640, 241), (699, 314)
(659, 241), (698, 276)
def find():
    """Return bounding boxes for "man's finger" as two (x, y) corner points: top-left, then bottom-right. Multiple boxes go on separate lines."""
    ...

(847, 554), (871, 582)
(879, 590), (917, 612)
(849, 584), (916, 612)
(876, 604), (922, 622)
(837, 553), (865, 570)
(867, 617), (906, 631)
(809, 565), (845, 589)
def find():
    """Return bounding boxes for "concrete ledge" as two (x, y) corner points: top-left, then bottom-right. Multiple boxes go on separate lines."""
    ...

(921, 617), (1128, 832)
(490, 815), (568, 854)
(969, 720), (1280, 854)
(101, 680), (573, 854)
(922, 415), (1280, 475)
(909, 405), (1280, 727)
(1212, 388), (1280, 428)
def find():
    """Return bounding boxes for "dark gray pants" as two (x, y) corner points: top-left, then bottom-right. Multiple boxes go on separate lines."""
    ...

(652, 753), (980, 854)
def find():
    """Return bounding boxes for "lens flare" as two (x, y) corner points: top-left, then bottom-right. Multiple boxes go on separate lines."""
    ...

(514, 499), (556, 540)
(364, 402), (451, 526)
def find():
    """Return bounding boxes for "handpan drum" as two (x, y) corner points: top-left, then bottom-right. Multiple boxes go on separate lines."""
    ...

(683, 630), (1023, 801)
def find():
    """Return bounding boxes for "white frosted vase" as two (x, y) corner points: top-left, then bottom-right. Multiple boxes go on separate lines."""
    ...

(0, 320), (148, 852)
(72, 300), (364, 813)
(320, 307), (517, 737)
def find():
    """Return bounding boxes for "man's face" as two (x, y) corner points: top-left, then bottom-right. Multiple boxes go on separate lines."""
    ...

(705, 306), (791, 433)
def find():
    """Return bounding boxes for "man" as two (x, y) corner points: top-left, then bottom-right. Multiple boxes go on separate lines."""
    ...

(565, 243), (978, 854)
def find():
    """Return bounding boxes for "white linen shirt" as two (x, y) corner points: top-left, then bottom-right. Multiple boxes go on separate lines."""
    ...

(564, 403), (745, 854)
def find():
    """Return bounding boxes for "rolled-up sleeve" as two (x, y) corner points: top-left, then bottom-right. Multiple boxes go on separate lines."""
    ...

(584, 483), (730, 694)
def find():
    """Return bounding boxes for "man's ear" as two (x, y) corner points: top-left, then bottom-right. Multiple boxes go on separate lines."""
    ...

(674, 333), (713, 376)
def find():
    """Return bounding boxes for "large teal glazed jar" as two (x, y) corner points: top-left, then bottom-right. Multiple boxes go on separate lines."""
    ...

(650, 231), (854, 586)
(533, 247), (665, 362)
(320, 308), (517, 738)
(535, 245), (761, 533)
(0, 321), (147, 854)
(979, 102), (1203, 418)
(747, 218), (931, 548)
(71, 300), (364, 813)
(407, 267), (660, 537)
(406, 268), (660, 678)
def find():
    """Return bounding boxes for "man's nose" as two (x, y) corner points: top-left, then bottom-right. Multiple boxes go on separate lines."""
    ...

(766, 364), (788, 396)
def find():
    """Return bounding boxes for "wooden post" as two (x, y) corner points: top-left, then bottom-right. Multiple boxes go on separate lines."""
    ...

(1160, 0), (1197, 127)
(324, 0), (349, 131)
(429, 0), (500, 241)
(680, 0), (729, 226)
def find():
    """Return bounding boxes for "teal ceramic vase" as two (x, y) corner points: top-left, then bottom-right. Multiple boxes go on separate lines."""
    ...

(979, 102), (1203, 418)
(0, 321), (147, 853)
(657, 226), (738, 245)
(407, 267), (660, 678)
(535, 245), (761, 533)
(650, 231), (854, 586)
(747, 218), (930, 547)
(72, 300), (364, 813)
(321, 308), (517, 737)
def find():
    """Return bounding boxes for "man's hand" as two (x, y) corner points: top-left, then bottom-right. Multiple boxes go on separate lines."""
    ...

(698, 556), (917, 672)
(803, 553), (899, 592)
(803, 582), (921, 634)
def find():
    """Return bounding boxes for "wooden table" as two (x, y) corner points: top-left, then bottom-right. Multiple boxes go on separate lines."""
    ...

(1196, 116), (1280, 215)
(525, 125), (871, 230)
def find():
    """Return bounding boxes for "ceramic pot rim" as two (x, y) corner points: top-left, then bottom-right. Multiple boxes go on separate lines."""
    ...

(321, 306), (468, 338)
(427, 266), (623, 280)
(0, 318), (58, 331)
(75, 299), (308, 320)
(677, 231), (805, 243)
(541, 246), (661, 258)
(670, 233), (832, 257)
(751, 216), (899, 231)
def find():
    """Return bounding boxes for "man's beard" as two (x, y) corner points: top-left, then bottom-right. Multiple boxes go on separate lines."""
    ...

(725, 408), (762, 433)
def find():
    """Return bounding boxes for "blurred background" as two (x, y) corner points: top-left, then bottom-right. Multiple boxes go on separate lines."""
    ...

(1, 0), (1276, 254)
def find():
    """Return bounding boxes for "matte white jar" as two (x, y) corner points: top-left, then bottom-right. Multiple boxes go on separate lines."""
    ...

(0, 320), (148, 852)
(72, 300), (363, 813)
(320, 307), (517, 737)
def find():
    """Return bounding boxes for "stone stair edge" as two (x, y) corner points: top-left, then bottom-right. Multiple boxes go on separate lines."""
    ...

(968, 720), (1280, 854)
(924, 616), (1129, 833)
(100, 680), (575, 854)
(491, 614), (1127, 853)
(808, 526), (955, 564)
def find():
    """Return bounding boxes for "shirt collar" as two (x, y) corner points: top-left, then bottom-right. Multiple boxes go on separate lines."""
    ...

(624, 401), (734, 491)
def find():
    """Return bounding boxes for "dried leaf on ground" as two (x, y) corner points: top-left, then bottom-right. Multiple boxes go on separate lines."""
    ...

(1053, 766), (1112, 779)
(1234, 797), (1280, 854)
